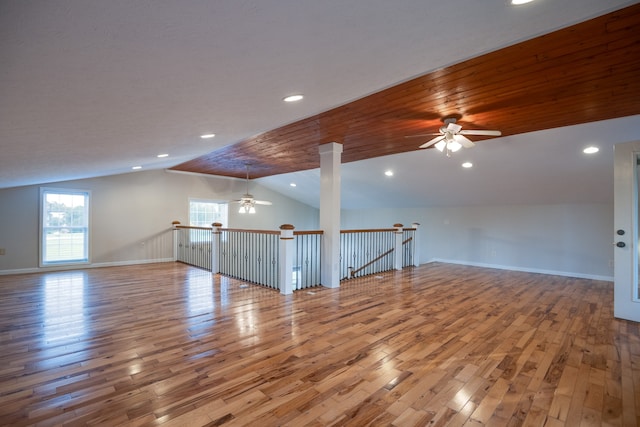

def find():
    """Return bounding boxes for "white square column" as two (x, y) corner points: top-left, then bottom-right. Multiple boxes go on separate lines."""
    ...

(319, 142), (342, 288)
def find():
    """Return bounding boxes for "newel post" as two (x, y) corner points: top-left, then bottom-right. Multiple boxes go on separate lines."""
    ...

(172, 221), (181, 261)
(211, 222), (222, 273)
(393, 223), (403, 270)
(412, 222), (420, 267)
(279, 224), (295, 295)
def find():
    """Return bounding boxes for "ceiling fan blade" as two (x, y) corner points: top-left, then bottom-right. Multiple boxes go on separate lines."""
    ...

(255, 200), (272, 205)
(454, 134), (475, 148)
(419, 135), (445, 149)
(405, 133), (441, 138)
(459, 129), (502, 136)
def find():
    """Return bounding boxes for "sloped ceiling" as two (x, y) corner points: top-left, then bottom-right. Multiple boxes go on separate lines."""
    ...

(1, 1), (639, 210)
(171, 4), (640, 179)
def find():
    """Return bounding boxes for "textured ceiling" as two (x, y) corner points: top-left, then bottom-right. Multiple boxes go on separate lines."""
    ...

(1, 0), (639, 210)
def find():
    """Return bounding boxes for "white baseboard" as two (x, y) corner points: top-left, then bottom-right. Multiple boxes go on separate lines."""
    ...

(0, 258), (175, 276)
(2, 257), (614, 283)
(424, 258), (614, 282)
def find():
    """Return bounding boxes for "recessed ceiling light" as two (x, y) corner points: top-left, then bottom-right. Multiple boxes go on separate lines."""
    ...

(462, 162), (473, 168)
(283, 94), (304, 102)
(200, 133), (215, 139)
(511, 0), (535, 5)
(583, 146), (599, 154)
(157, 153), (169, 158)
(290, 183), (297, 187)
(132, 166), (142, 170)
(384, 170), (394, 177)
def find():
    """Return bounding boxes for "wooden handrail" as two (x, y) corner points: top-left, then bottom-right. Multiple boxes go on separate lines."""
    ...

(175, 225), (214, 230)
(341, 228), (396, 234)
(220, 228), (280, 235)
(176, 226), (325, 235)
(343, 231), (416, 279)
(349, 247), (395, 277)
(175, 225), (412, 234)
(176, 225), (325, 235)
(341, 227), (417, 234)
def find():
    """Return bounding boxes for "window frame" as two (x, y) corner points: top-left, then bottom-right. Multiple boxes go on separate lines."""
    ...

(39, 187), (91, 267)
(188, 198), (228, 242)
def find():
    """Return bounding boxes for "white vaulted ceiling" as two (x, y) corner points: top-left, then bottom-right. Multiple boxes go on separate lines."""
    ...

(1, 0), (639, 208)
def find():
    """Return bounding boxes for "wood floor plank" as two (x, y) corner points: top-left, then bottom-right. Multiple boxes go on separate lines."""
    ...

(0, 262), (638, 426)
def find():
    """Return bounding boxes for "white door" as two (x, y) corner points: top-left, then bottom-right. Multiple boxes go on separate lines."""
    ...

(613, 140), (640, 322)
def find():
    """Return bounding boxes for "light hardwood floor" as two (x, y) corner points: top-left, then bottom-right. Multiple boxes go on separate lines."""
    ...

(0, 263), (638, 426)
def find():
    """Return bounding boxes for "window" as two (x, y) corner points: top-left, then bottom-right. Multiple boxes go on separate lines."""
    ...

(189, 199), (227, 227)
(40, 188), (90, 265)
(189, 199), (227, 242)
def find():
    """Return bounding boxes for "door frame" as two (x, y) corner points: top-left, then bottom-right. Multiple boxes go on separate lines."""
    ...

(613, 140), (640, 322)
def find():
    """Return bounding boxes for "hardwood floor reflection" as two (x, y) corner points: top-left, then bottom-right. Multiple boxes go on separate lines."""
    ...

(0, 263), (638, 426)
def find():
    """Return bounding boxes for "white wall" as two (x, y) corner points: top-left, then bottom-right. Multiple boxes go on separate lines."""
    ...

(0, 168), (613, 280)
(0, 170), (319, 274)
(342, 203), (613, 281)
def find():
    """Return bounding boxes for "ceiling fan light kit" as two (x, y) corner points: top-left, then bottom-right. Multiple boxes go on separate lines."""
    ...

(239, 203), (256, 214)
(412, 116), (502, 157)
(232, 164), (273, 214)
(434, 139), (462, 153)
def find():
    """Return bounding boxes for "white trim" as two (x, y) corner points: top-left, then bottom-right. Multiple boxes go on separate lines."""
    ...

(0, 258), (175, 276)
(165, 169), (245, 182)
(2, 257), (613, 282)
(613, 140), (640, 321)
(39, 187), (91, 267)
(425, 258), (613, 282)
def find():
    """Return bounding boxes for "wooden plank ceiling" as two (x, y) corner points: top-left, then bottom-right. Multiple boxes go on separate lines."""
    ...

(171, 3), (640, 180)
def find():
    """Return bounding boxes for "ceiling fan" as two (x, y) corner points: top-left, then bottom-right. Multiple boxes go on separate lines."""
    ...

(231, 164), (272, 214)
(409, 117), (502, 156)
